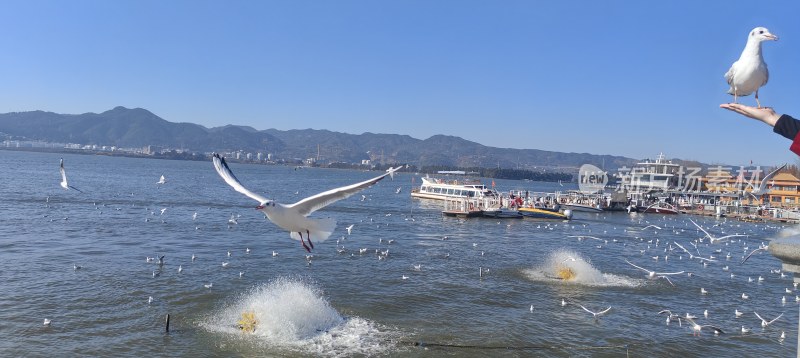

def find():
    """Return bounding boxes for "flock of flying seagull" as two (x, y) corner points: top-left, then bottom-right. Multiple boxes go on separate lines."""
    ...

(556, 213), (794, 343)
(55, 154), (794, 344)
(45, 27), (791, 345)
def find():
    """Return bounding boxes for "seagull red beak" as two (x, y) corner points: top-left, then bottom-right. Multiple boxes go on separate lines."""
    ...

(256, 205), (264, 210)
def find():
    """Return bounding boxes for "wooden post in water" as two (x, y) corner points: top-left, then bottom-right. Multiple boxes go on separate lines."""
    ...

(165, 314), (170, 333)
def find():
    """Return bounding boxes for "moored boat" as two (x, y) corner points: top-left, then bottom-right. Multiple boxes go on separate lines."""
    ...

(561, 202), (603, 213)
(441, 197), (485, 218)
(411, 175), (499, 201)
(482, 207), (523, 219)
(518, 207), (573, 220)
(639, 201), (680, 214)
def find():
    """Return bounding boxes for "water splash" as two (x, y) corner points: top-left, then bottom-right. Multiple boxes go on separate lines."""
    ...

(201, 277), (400, 356)
(522, 249), (641, 287)
(775, 224), (800, 239)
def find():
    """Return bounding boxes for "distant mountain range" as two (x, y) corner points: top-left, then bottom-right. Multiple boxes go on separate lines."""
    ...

(0, 106), (671, 171)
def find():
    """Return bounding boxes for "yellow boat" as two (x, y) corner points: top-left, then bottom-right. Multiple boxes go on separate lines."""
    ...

(238, 311), (257, 333)
(518, 207), (572, 220)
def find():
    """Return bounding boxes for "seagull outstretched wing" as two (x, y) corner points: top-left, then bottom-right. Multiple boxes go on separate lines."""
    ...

(625, 259), (652, 274)
(290, 166), (402, 216)
(212, 153), (268, 204)
(59, 158), (83, 193)
(754, 164), (787, 193)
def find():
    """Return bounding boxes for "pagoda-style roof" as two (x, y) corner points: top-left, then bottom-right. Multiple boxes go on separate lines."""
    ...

(771, 172), (800, 185)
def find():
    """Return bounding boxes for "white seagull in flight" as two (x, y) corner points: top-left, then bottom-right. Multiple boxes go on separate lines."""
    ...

(747, 164), (786, 199)
(625, 259), (684, 281)
(59, 158), (82, 192)
(686, 317), (725, 336)
(688, 219), (746, 244)
(576, 304), (611, 321)
(754, 311), (783, 328)
(212, 153), (400, 252)
(725, 27), (778, 108)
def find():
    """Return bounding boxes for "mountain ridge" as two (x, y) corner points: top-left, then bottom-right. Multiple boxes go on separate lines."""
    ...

(0, 106), (645, 171)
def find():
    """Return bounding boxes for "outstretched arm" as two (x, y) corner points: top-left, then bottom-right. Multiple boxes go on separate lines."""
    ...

(721, 103), (800, 156)
(719, 103), (780, 127)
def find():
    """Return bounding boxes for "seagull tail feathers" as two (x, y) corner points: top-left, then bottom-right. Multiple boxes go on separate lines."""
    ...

(289, 217), (336, 242)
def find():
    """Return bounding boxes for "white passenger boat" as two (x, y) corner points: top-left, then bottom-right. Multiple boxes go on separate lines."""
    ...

(411, 175), (499, 201)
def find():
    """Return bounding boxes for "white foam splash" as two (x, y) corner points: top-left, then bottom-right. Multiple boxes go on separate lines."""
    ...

(201, 277), (400, 357)
(776, 224), (800, 239)
(522, 249), (641, 287)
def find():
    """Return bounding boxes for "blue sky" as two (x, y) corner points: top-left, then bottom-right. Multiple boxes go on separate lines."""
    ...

(0, 1), (798, 166)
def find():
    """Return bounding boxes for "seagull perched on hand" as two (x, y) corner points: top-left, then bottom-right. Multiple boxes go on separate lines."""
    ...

(59, 158), (83, 192)
(212, 153), (401, 252)
(725, 27), (778, 108)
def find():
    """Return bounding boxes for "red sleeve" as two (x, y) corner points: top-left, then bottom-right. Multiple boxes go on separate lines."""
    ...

(791, 130), (800, 156)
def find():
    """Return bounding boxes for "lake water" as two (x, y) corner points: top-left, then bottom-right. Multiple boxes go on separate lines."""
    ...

(0, 150), (796, 357)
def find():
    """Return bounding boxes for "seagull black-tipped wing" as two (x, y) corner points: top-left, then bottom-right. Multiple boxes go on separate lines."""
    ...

(59, 159), (67, 184)
(741, 247), (766, 264)
(756, 164), (787, 192)
(289, 166), (401, 216)
(689, 219), (712, 239)
(624, 259), (652, 274)
(211, 153), (268, 204)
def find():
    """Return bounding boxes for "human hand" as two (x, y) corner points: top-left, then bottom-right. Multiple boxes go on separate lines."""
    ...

(719, 103), (780, 127)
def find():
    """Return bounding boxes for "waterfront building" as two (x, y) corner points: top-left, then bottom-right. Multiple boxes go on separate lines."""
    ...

(766, 172), (800, 209)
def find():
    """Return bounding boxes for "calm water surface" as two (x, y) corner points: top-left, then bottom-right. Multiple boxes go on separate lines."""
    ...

(0, 151), (796, 357)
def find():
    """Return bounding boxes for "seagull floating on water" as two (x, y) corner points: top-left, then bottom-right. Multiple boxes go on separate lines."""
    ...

(157, 175), (166, 185)
(725, 27), (778, 108)
(212, 153), (400, 252)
